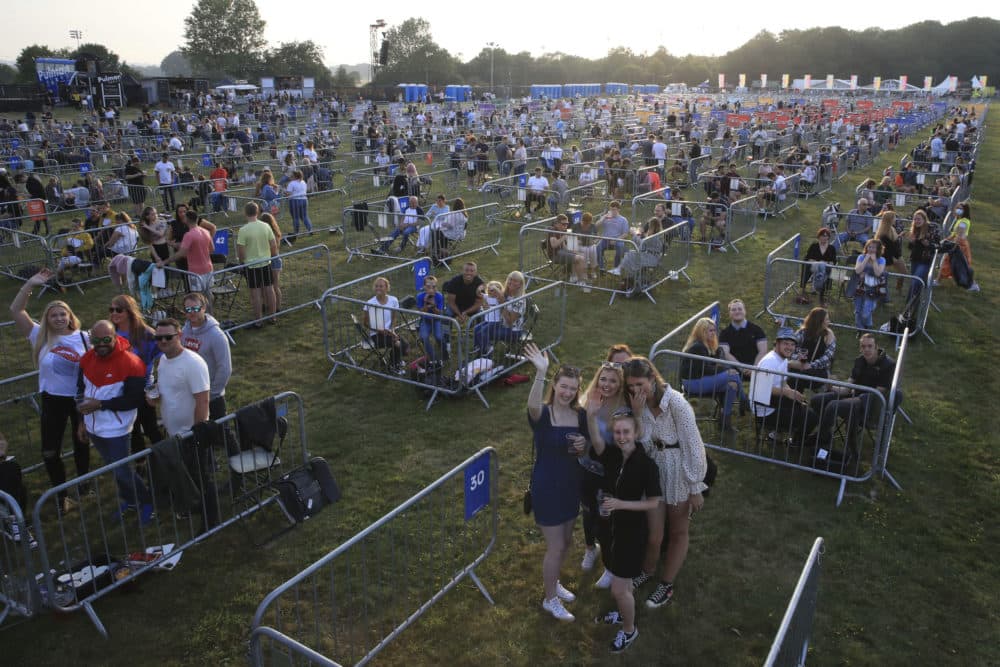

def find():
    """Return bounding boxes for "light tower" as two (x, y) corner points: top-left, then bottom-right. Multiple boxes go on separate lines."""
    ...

(369, 19), (387, 82)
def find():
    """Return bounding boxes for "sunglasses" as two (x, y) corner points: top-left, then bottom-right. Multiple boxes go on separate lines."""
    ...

(183, 305), (203, 313)
(611, 407), (634, 418)
(601, 361), (623, 370)
(108, 306), (126, 313)
(154, 334), (176, 342)
(91, 335), (114, 345)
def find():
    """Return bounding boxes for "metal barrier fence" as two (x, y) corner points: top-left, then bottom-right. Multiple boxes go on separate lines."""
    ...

(726, 195), (760, 248)
(632, 192), (730, 254)
(341, 203), (501, 268)
(761, 234), (934, 344)
(31, 391), (309, 637)
(517, 217), (690, 304)
(0, 228), (51, 284)
(649, 302), (896, 506)
(250, 447), (498, 667)
(199, 243), (334, 337)
(223, 188), (347, 238)
(1, 490), (41, 624)
(344, 167), (459, 205)
(764, 537), (825, 667)
(320, 261), (566, 409)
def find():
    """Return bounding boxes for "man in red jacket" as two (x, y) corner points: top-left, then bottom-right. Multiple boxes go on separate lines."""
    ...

(76, 320), (152, 522)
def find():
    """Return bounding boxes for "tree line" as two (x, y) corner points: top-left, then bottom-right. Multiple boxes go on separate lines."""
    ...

(5, 9), (996, 91)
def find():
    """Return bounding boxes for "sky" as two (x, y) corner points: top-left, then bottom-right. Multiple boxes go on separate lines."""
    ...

(5, 2), (999, 70)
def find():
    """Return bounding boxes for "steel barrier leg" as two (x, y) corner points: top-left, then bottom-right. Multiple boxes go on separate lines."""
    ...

(467, 569), (495, 605)
(82, 599), (110, 639)
(472, 388), (490, 409)
(835, 479), (846, 507)
(882, 469), (903, 491)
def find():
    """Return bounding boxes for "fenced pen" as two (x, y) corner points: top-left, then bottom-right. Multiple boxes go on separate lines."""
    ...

(249, 448), (498, 667)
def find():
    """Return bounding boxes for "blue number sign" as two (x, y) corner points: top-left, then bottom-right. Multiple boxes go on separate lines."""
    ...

(414, 258), (430, 292)
(464, 452), (490, 521)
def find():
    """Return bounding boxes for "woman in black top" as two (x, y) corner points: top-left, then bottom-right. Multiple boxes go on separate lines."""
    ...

(875, 210), (906, 297)
(797, 227), (837, 306)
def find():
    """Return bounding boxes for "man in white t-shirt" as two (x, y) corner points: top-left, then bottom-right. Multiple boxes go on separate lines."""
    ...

(150, 318), (210, 437)
(749, 327), (819, 440)
(167, 133), (184, 153)
(154, 153), (177, 211)
(525, 167), (549, 219)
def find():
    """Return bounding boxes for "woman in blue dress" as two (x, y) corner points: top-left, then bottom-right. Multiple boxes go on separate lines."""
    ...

(525, 342), (589, 622)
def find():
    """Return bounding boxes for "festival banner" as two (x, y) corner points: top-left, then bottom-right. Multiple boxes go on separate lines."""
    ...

(739, 73), (746, 88)
(899, 75), (908, 91)
(982, 75), (988, 87)
(850, 75), (858, 90)
(718, 73), (725, 90)
(803, 74), (811, 89)
(761, 73), (767, 88)
(873, 76), (881, 91)
(949, 76), (958, 92)
(781, 73), (789, 89)
(826, 74), (834, 89)
(923, 76), (933, 91)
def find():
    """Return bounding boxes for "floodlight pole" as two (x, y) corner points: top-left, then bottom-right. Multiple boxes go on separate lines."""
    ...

(486, 41), (497, 95)
(369, 19), (386, 82)
(69, 29), (83, 52)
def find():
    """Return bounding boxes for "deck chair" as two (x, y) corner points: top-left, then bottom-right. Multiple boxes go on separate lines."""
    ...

(350, 313), (394, 371)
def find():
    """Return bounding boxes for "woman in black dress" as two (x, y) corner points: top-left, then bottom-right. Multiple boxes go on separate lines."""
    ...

(585, 408), (661, 653)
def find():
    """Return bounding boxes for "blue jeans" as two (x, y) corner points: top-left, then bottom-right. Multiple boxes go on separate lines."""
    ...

(382, 225), (417, 251)
(419, 319), (445, 361)
(596, 238), (625, 270)
(210, 192), (227, 213)
(854, 296), (878, 330)
(90, 433), (150, 506)
(908, 262), (931, 304)
(683, 372), (745, 418)
(289, 198), (313, 235)
(473, 321), (515, 352)
(836, 231), (869, 249)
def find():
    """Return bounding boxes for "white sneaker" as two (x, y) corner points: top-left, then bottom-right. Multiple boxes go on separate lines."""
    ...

(581, 547), (599, 571)
(542, 596), (575, 622)
(595, 569), (613, 589)
(582, 282), (592, 293)
(968, 283), (980, 293)
(668, 271), (679, 281)
(607, 266), (622, 276)
(555, 581), (576, 603)
(569, 275), (579, 284)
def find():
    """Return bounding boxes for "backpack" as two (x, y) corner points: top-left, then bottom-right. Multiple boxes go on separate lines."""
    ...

(351, 201), (369, 232)
(947, 244), (974, 289)
(275, 457), (341, 523)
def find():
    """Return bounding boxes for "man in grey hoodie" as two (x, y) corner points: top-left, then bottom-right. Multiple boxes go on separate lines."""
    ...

(180, 292), (232, 420)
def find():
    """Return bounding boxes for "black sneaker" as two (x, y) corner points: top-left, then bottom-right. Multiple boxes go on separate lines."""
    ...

(631, 571), (651, 590)
(645, 582), (674, 608)
(610, 628), (638, 653)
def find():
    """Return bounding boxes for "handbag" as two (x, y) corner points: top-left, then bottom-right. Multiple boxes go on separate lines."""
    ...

(275, 457), (341, 523)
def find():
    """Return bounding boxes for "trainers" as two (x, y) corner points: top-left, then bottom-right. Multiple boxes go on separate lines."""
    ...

(569, 275), (579, 284)
(595, 610), (624, 625)
(555, 581), (576, 603)
(581, 546), (599, 571)
(632, 571), (651, 590)
(582, 282), (592, 293)
(610, 628), (638, 653)
(607, 266), (622, 276)
(645, 582), (674, 608)
(542, 596), (575, 622)
(595, 568), (613, 589)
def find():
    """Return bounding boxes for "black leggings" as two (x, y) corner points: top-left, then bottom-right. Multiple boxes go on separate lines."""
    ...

(40, 393), (91, 500)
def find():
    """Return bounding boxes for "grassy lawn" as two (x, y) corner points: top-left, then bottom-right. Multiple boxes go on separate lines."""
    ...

(2, 104), (998, 666)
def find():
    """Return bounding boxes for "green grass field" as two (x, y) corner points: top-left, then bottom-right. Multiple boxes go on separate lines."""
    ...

(2, 105), (998, 666)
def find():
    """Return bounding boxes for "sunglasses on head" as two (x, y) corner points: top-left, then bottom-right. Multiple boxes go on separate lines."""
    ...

(611, 407), (634, 418)
(91, 335), (114, 345)
(183, 305), (203, 313)
(108, 306), (126, 313)
(601, 361), (623, 370)
(154, 334), (176, 342)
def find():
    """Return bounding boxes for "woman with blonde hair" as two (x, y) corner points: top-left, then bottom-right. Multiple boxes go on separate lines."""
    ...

(580, 360), (627, 586)
(875, 210), (906, 296)
(906, 209), (942, 304)
(680, 317), (745, 431)
(108, 293), (162, 452)
(260, 212), (283, 314)
(9, 269), (90, 510)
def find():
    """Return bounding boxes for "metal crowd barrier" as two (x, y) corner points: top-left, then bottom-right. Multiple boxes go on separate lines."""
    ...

(195, 244), (334, 337)
(761, 233), (934, 344)
(726, 195), (761, 248)
(250, 447), (498, 667)
(344, 166), (459, 205)
(649, 302), (894, 506)
(1, 490), (41, 624)
(30, 391), (309, 637)
(517, 217), (689, 304)
(0, 228), (51, 284)
(764, 537), (825, 667)
(633, 192), (733, 254)
(320, 260), (566, 409)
